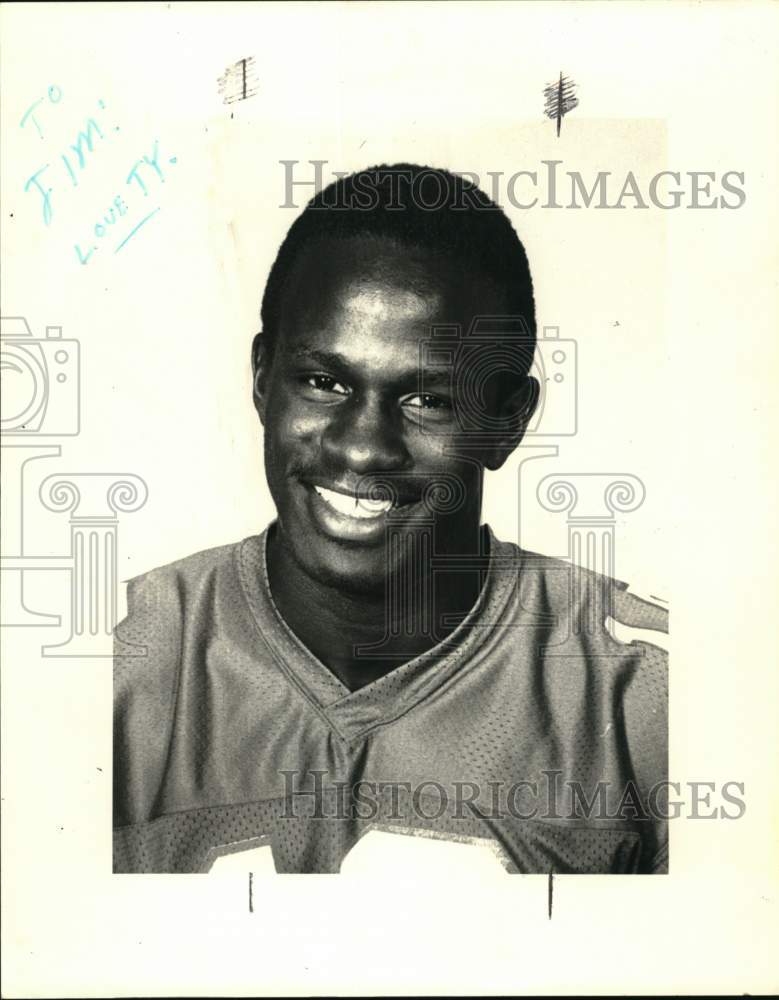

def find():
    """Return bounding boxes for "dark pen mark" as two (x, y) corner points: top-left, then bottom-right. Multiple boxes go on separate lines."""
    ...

(544, 72), (579, 136)
(249, 871), (254, 913)
(548, 870), (554, 919)
(217, 56), (259, 106)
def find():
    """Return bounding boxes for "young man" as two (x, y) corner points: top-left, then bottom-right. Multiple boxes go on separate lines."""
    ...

(114, 165), (668, 875)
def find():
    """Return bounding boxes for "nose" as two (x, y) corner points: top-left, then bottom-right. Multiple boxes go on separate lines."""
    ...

(320, 394), (411, 474)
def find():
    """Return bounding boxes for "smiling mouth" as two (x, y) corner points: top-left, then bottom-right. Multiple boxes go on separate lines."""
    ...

(313, 484), (396, 520)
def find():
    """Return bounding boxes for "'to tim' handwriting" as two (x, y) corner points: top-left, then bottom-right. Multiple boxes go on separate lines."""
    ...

(20, 85), (178, 265)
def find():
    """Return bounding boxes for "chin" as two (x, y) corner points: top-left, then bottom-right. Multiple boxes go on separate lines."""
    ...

(295, 539), (390, 599)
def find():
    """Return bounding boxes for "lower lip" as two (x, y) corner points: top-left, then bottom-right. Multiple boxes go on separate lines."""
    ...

(304, 484), (420, 544)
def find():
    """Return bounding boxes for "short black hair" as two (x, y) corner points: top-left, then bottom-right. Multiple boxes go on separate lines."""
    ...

(260, 163), (536, 365)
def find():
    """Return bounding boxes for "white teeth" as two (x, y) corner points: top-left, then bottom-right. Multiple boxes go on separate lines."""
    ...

(314, 485), (392, 519)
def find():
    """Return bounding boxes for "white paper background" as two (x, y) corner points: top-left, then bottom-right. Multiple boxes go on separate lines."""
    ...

(2, 1), (777, 995)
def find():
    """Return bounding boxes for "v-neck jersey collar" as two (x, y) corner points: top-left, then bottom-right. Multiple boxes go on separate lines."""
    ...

(236, 523), (522, 742)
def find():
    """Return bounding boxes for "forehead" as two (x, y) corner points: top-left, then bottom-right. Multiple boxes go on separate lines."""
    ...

(277, 236), (508, 356)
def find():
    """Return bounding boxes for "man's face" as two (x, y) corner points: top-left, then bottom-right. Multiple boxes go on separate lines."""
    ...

(254, 236), (522, 595)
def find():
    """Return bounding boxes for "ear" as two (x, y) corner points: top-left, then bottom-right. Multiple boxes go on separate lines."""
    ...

(251, 332), (270, 424)
(482, 375), (540, 471)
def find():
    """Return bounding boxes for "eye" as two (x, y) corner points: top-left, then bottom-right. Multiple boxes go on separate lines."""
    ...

(403, 393), (452, 411)
(304, 374), (349, 396)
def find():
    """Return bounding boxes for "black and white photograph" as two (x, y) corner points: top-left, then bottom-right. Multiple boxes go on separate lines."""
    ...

(114, 163), (670, 877)
(2, 1), (777, 996)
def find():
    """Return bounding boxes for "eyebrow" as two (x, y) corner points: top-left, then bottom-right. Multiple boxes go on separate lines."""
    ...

(289, 347), (350, 368)
(288, 346), (453, 388)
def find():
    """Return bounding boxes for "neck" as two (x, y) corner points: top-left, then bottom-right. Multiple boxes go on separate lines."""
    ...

(265, 522), (487, 691)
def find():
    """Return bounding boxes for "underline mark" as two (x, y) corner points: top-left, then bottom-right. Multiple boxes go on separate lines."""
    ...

(114, 207), (161, 254)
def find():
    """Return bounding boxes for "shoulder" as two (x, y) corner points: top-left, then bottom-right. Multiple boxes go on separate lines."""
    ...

(489, 532), (668, 867)
(491, 531), (668, 655)
(113, 537), (258, 826)
(113, 536), (257, 706)
(500, 532), (669, 747)
(123, 538), (243, 602)
(117, 536), (262, 631)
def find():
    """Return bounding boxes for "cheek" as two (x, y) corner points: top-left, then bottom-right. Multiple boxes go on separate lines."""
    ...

(404, 416), (454, 457)
(406, 424), (472, 473)
(405, 436), (483, 506)
(265, 391), (327, 470)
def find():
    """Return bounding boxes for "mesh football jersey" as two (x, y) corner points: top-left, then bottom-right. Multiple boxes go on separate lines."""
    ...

(113, 524), (668, 875)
